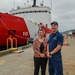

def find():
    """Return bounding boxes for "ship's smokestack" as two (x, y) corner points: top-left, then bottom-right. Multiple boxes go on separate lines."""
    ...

(32, 0), (36, 7)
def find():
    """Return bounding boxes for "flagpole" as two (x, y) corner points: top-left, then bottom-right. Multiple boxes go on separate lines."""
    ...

(51, 0), (52, 22)
(51, 0), (52, 11)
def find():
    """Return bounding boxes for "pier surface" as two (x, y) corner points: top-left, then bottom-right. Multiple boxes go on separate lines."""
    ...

(0, 38), (75, 75)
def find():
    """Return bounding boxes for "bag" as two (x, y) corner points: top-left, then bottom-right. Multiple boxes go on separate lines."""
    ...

(40, 42), (44, 53)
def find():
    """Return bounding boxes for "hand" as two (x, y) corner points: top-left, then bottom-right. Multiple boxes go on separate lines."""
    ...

(40, 53), (45, 58)
(47, 52), (52, 58)
(47, 52), (50, 57)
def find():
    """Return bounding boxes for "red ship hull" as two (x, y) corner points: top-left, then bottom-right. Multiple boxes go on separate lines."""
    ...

(0, 12), (30, 47)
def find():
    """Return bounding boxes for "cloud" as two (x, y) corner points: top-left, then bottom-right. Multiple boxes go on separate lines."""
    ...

(0, 0), (26, 12)
(51, 0), (75, 32)
(0, 0), (13, 12)
(0, 0), (75, 32)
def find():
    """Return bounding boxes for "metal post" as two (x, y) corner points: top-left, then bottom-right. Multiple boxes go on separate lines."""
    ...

(12, 38), (17, 48)
(7, 37), (17, 50)
(7, 38), (12, 50)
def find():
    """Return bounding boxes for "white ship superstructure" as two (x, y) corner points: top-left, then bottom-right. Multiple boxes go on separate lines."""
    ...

(10, 0), (51, 38)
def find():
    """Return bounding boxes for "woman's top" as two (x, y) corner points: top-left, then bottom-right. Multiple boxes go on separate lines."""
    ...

(40, 42), (44, 53)
(33, 38), (48, 58)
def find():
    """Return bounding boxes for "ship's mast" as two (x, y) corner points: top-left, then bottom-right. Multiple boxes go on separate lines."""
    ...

(32, 0), (36, 7)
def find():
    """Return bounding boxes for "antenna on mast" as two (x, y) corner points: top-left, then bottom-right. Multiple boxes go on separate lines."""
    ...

(51, 0), (52, 11)
(13, 0), (15, 9)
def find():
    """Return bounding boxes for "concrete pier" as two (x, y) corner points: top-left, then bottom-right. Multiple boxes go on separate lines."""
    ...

(0, 38), (75, 75)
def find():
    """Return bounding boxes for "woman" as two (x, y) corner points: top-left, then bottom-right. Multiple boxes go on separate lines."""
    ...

(33, 29), (48, 75)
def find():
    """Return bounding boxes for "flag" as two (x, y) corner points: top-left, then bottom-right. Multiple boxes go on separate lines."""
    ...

(41, 26), (53, 34)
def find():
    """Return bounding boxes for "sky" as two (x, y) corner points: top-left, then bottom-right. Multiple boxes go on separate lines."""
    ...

(0, 0), (75, 32)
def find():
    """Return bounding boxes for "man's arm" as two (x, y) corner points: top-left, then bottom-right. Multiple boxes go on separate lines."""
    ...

(50, 45), (62, 55)
(51, 34), (63, 55)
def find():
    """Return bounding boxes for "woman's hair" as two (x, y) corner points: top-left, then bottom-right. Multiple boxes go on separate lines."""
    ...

(38, 29), (45, 34)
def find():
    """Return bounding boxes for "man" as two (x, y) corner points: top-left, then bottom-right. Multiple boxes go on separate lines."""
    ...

(47, 21), (64, 75)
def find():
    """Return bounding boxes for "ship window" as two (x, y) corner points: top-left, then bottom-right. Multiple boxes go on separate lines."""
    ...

(45, 11), (47, 12)
(19, 12), (21, 14)
(12, 13), (15, 15)
(49, 11), (51, 14)
(26, 11), (28, 13)
(34, 11), (36, 12)
(39, 11), (42, 12)
(21, 12), (24, 13)
(37, 11), (39, 12)
(24, 12), (26, 13)
(30, 11), (32, 13)
(12, 10), (49, 15)
(25, 11), (27, 13)
(15, 13), (18, 14)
